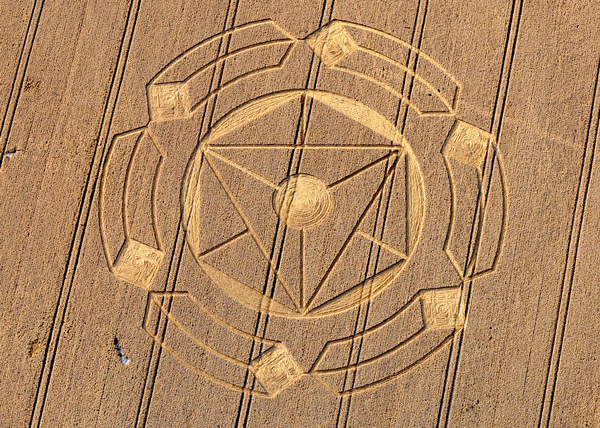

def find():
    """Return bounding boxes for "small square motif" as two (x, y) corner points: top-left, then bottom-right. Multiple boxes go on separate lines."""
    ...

(113, 239), (164, 289)
(147, 82), (190, 121)
(420, 287), (462, 328)
(306, 21), (358, 67)
(442, 120), (492, 170)
(250, 344), (303, 396)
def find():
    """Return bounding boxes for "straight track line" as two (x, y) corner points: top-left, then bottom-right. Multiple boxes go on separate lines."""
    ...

(0, 0), (44, 170)
(237, 3), (335, 427)
(339, 1), (428, 426)
(28, 1), (142, 426)
(134, 2), (241, 427)
(437, 1), (524, 426)
(536, 53), (600, 428)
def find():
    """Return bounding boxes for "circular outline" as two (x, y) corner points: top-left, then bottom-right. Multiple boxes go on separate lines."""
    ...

(180, 89), (426, 319)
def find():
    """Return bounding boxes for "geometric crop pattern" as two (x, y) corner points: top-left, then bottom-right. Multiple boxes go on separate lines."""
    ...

(99, 19), (507, 399)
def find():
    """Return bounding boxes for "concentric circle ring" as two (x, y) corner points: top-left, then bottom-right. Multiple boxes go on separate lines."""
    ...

(272, 174), (332, 229)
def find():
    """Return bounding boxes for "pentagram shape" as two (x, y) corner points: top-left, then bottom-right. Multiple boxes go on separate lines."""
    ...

(181, 89), (426, 318)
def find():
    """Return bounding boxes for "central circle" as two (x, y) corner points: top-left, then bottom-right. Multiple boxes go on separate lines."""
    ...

(273, 174), (332, 229)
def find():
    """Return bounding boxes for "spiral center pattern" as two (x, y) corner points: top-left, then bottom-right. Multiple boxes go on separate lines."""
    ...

(273, 174), (332, 229)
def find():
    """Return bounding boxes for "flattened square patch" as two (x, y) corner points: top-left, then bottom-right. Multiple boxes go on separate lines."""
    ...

(443, 120), (492, 170)
(250, 344), (303, 396)
(147, 82), (190, 121)
(420, 287), (463, 329)
(113, 239), (164, 289)
(306, 21), (358, 67)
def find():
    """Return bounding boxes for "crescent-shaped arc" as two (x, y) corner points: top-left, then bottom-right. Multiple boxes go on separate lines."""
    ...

(143, 294), (271, 397)
(313, 333), (453, 396)
(339, 20), (462, 96)
(406, 145), (426, 253)
(197, 261), (301, 317)
(149, 19), (297, 86)
(181, 145), (205, 256)
(98, 127), (146, 272)
(307, 261), (405, 317)
(202, 90), (407, 148)
(442, 135), (507, 281)
(469, 142), (508, 280)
